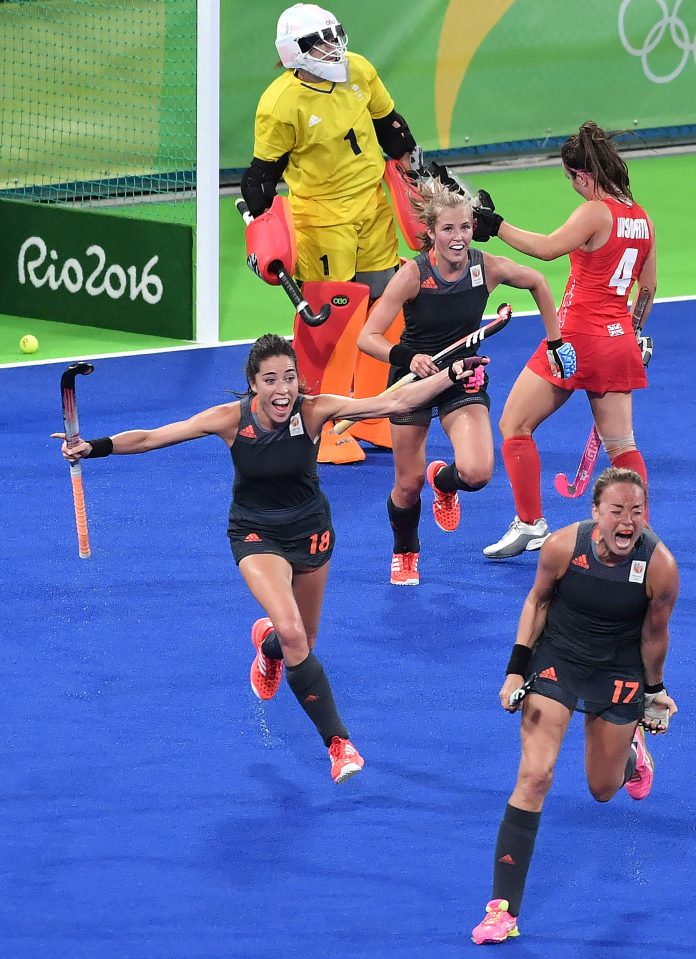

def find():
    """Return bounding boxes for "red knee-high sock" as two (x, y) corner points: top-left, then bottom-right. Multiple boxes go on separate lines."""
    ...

(610, 450), (649, 520)
(610, 449), (647, 485)
(501, 435), (543, 524)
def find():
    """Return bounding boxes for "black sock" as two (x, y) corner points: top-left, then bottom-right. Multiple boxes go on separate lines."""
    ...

(433, 462), (458, 492)
(434, 462), (482, 494)
(387, 495), (421, 553)
(492, 803), (541, 917)
(261, 631), (283, 660)
(285, 652), (349, 746)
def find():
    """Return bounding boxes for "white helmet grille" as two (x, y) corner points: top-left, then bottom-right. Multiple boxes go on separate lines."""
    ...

(276, 4), (348, 82)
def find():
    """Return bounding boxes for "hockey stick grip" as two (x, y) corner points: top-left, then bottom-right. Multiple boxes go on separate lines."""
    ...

(70, 464), (91, 559)
(509, 672), (538, 710)
(236, 199), (253, 227)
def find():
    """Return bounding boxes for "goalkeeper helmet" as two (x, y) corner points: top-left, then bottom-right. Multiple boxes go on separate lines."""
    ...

(276, 4), (348, 83)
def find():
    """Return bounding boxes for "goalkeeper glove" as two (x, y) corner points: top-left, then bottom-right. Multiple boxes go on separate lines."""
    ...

(473, 189), (503, 242)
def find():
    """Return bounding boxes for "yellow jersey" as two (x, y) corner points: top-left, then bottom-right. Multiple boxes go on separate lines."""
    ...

(253, 52), (394, 224)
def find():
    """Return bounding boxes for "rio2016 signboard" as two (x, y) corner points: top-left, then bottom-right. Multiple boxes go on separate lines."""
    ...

(0, 199), (193, 339)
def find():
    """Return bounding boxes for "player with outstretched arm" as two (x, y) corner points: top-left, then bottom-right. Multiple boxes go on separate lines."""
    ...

(53, 334), (484, 784)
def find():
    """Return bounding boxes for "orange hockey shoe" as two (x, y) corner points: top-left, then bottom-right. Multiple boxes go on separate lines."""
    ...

(426, 460), (461, 532)
(328, 737), (364, 784)
(390, 552), (420, 586)
(249, 618), (283, 701)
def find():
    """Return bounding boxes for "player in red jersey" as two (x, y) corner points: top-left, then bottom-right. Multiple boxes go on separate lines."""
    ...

(474, 122), (656, 558)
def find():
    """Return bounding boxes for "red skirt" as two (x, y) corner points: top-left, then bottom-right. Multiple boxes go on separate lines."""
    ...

(527, 332), (647, 393)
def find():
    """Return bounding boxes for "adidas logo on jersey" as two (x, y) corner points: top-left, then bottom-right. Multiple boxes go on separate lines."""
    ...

(420, 276), (438, 290)
(308, 114), (322, 127)
(244, 533), (262, 543)
(239, 424), (256, 439)
(572, 554), (590, 569)
(538, 666), (558, 681)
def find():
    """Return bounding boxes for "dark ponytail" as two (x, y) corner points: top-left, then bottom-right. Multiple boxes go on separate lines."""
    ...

(561, 121), (632, 200)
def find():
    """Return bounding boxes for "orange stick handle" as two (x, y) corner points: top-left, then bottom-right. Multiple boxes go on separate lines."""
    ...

(69, 464), (91, 559)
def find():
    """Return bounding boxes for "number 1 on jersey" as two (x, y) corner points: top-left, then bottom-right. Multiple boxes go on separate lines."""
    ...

(344, 128), (362, 156)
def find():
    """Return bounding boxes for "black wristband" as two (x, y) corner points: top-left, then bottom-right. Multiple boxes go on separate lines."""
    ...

(506, 644), (533, 676)
(546, 338), (562, 350)
(644, 681), (665, 695)
(447, 362), (459, 384)
(85, 436), (113, 458)
(389, 343), (417, 370)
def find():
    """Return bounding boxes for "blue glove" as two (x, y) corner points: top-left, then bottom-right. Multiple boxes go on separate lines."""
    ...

(546, 339), (577, 379)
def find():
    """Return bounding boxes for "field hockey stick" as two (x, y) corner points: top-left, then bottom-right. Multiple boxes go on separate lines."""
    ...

(554, 424), (601, 499)
(60, 362), (94, 559)
(554, 301), (650, 499)
(333, 302), (513, 435)
(508, 672), (538, 710)
(235, 199), (330, 327)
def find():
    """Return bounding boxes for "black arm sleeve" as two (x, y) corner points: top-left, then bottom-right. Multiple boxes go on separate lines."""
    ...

(240, 155), (289, 218)
(372, 110), (417, 159)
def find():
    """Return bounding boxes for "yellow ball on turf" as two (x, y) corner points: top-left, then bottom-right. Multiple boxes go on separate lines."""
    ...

(19, 334), (39, 354)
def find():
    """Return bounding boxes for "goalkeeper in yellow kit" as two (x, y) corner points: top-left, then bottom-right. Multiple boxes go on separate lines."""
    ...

(241, 3), (417, 302)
